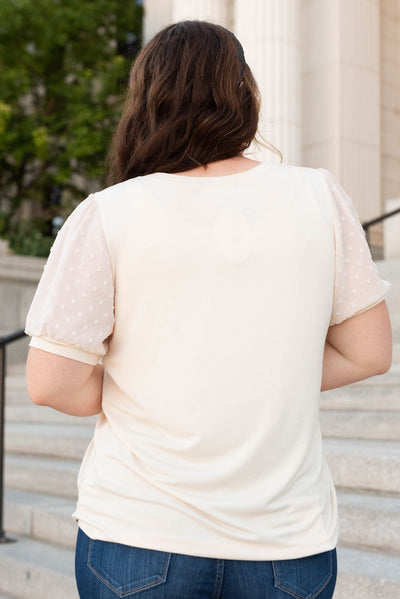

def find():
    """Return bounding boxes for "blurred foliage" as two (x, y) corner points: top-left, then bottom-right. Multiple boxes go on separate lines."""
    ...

(0, 0), (143, 255)
(0, 214), (54, 257)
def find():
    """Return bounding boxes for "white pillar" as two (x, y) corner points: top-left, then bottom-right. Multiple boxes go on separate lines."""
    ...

(143, 0), (173, 43)
(234, 0), (301, 165)
(172, 0), (229, 25)
(302, 0), (381, 226)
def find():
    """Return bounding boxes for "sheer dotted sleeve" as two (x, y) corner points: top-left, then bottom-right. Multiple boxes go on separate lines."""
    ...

(318, 169), (391, 326)
(25, 194), (115, 364)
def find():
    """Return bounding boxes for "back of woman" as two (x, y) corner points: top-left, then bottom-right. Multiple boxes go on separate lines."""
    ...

(25, 20), (391, 599)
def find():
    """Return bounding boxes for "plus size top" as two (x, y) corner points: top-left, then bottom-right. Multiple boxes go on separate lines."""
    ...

(25, 162), (390, 560)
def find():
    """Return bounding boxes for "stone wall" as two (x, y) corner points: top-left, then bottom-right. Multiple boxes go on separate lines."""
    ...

(0, 253), (45, 365)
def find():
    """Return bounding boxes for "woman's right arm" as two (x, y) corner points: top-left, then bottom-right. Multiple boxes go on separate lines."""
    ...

(317, 168), (392, 392)
(321, 299), (392, 391)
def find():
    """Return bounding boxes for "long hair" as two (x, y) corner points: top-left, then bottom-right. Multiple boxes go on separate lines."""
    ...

(107, 20), (279, 184)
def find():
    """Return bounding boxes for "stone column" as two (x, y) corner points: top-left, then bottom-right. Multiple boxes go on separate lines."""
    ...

(172, 0), (229, 25)
(144, 0), (229, 43)
(143, 0), (173, 44)
(381, 0), (400, 256)
(234, 0), (302, 165)
(302, 0), (381, 227)
(380, 0), (400, 206)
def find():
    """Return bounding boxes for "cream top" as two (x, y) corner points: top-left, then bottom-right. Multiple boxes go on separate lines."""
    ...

(26, 163), (390, 560)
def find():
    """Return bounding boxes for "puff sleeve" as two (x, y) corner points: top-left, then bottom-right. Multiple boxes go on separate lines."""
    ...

(318, 168), (391, 326)
(25, 194), (115, 364)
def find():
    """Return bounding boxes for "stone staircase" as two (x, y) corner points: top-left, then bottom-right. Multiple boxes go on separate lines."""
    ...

(0, 259), (399, 599)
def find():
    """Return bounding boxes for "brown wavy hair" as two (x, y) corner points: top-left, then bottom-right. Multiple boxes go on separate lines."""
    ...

(107, 20), (278, 184)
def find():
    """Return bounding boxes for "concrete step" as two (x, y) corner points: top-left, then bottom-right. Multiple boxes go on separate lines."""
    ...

(5, 363), (25, 375)
(324, 438), (400, 494)
(5, 422), (94, 460)
(320, 386), (400, 411)
(337, 490), (400, 554)
(4, 489), (77, 550)
(5, 372), (26, 385)
(5, 454), (79, 499)
(0, 535), (78, 599)
(4, 383), (30, 406)
(5, 404), (97, 426)
(5, 374), (27, 391)
(389, 359), (400, 371)
(3, 389), (29, 406)
(0, 593), (18, 599)
(335, 546), (400, 598)
(350, 368), (400, 386)
(393, 342), (400, 363)
(320, 410), (400, 441)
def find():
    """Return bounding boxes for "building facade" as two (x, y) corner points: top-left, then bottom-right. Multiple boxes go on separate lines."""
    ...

(143, 0), (400, 254)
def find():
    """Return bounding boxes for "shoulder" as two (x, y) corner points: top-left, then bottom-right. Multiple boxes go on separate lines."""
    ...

(257, 162), (323, 180)
(255, 163), (328, 197)
(91, 177), (148, 207)
(281, 164), (335, 194)
(265, 164), (336, 223)
(89, 175), (169, 219)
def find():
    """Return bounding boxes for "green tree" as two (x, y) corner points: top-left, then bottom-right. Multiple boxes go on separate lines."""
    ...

(0, 0), (142, 255)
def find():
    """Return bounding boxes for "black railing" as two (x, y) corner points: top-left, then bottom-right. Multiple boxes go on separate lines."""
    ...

(363, 206), (400, 246)
(0, 329), (26, 543)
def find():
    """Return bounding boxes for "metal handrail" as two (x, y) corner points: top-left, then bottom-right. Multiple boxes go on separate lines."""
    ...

(0, 329), (26, 543)
(362, 206), (400, 246)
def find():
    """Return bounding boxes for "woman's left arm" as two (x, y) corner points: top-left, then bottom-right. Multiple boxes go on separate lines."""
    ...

(24, 194), (115, 417)
(26, 348), (104, 416)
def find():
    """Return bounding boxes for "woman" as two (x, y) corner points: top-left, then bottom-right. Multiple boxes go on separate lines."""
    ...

(25, 21), (392, 599)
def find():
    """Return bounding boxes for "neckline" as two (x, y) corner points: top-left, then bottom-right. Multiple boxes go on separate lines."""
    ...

(152, 161), (266, 182)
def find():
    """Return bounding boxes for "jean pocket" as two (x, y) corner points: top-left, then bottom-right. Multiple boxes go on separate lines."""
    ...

(88, 538), (171, 597)
(272, 549), (335, 599)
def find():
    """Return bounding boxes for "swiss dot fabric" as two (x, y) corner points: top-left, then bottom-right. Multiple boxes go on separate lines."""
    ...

(318, 168), (391, 326)
(25, 194), (115, 364)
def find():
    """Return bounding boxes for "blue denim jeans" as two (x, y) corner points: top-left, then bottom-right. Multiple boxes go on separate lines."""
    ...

(75, 527), (337, 598)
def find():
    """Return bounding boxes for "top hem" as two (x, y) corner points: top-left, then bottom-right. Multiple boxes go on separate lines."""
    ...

(329, 282), (391, 326)
(74, 516), (338, 561)
(28, 336), (100, 365)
